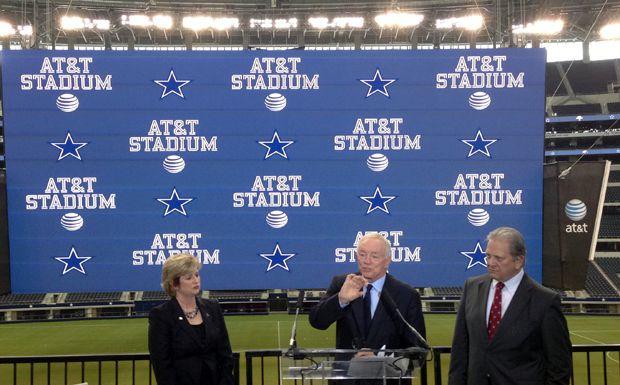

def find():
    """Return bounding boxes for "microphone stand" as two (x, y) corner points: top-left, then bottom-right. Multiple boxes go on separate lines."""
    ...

(381, 289), (431, 362)
(285, 290), (307, 360)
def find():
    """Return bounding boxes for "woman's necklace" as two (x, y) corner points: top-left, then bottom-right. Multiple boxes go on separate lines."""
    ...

(184, 307), (199, 319)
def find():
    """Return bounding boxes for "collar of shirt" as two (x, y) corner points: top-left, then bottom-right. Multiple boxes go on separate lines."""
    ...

(486, 269), (524, 321)
(493, 268), (524, 297)
(365, 274), (387, 318)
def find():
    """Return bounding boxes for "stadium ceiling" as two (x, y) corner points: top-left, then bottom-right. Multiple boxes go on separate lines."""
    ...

(1, 0), (620, 48)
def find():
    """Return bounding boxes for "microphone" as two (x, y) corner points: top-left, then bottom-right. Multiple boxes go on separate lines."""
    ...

(381, 289), (430, 351)
(285, 290), (305, 359)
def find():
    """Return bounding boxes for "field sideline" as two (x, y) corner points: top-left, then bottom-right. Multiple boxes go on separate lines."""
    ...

(0, 313), (618, 384)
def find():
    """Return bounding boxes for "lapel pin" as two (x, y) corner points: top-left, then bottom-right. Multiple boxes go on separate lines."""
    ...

(178, 316), (183, 320)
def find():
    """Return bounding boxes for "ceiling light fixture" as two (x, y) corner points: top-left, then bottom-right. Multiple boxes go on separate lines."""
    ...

(375, 12), (424, 28)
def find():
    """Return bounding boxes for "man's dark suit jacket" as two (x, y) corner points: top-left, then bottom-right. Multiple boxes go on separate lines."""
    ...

(448, 273), (572, 385)
(309, 273), (426, 351)
(148, 297), (234, 385)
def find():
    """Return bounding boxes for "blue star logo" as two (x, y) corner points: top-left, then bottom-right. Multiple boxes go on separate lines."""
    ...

(460, 242), (488, 269)
(260, 243), (296, 272)
(258, 130), (295, 159)
(49, 132), (88, 161)
(157, 187), (194, 217)
(461, 129), (497, 158)
(154, 69), (191, 99)
(359, 185), (397, 214)
(359, 68), (396, 98)
(54, 246), (92, 275)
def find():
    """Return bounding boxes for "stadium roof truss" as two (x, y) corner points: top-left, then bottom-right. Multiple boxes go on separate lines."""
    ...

(1, 0), (620, 49)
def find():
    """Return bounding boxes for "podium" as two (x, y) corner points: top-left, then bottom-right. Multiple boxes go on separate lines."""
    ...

(281, 348), (428, 384)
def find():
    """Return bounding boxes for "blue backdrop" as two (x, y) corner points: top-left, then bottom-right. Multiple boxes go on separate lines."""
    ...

(1, 49), (545, 292)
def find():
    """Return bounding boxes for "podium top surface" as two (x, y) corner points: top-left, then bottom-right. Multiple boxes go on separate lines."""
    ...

(282, 347), (428, 357)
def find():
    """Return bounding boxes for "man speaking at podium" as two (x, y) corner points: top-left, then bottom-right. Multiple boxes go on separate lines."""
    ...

(310, 232), (426, 383)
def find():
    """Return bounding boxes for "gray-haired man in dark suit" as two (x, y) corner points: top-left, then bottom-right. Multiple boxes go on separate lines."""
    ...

(449, 227), (572, 385)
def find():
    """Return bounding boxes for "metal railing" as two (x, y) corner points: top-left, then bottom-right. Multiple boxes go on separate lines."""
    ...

(570, 345), (620, 385)
(0, 352), (240, 385)
(1, 346), (617, 385)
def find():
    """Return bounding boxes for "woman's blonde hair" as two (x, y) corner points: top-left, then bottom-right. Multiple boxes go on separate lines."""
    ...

(161, 253), (201, 296)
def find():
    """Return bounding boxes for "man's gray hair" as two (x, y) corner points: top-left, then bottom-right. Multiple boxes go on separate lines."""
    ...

(487, 227), (526, 259)
(357, 232), (392, 258)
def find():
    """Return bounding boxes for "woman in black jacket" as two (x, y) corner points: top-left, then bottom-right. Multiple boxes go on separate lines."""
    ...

(149, 253), (234, 385)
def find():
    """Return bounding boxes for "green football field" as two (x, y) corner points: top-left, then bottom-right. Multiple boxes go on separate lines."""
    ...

(0, 313), (618, 384)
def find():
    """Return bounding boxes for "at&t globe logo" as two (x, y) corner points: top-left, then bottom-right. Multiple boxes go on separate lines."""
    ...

(565, 199), (587, 221)
(564, 199), (589, 233)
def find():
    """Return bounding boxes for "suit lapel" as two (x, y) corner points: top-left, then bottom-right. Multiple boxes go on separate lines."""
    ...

(365, 300), (385, 343)
(197, 299), (213, 344)
(172, 297), (204, 347)
(490, 273), (533, 345)
(476, 278), (491, 343)
(366, 275), (394, 344)
(350, 295), (365, 341)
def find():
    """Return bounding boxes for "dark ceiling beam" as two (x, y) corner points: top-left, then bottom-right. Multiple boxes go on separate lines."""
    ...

(555, 62), (576, 98)
(2, 0), (619, 47)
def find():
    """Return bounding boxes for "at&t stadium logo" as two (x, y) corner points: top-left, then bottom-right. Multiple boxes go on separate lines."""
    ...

(21, 57), (112, 91)
(334, 231), (421, 263)
(25, 177), (116, 231)
(231, 57), (319, 90)
(132, 233), (220, 266)
(333, 117), (421, 172)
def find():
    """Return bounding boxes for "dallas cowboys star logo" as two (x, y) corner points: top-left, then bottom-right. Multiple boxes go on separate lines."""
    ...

(260, 243), (296, 272)
(157, 187), (194, 217)
(50, 132), (88, 161)
(154, 69), (191, 99)
(460, 242), (488, 269)
(258, 130), (295, 159)
(359, 68), (396, 98)
(54, 246), (92, 275)
(461, 129), (498, 158)
(359, 185), (397, 214)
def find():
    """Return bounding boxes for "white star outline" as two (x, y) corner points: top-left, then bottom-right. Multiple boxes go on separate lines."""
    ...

(359, 185), (397, 214)
(154, 69), (191, 99)
(258, 130), (295, 159)
(359, 68), (396, 98)
(157, 187), (195, 217)
(260, 243), (296, 272)
(460, 242), (488, 269)
(54, 247), (92, 275)
(50, 132), (88, 160)
(460, 129), (498, 158)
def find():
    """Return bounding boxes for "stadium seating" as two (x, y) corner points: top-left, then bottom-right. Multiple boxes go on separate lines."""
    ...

(598, 215), (620, 238)
(585, 262), (619, 297)
(608, 170), (620, 183)
(64, 291), (123, 303)
(141, 291), (169, 300)
(431, 287), (463, 297)
(595, 257), (620, 290)
(209, 290), (266, 300)
(605, 186), (620, 202)
(0, 293), (44, 305)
